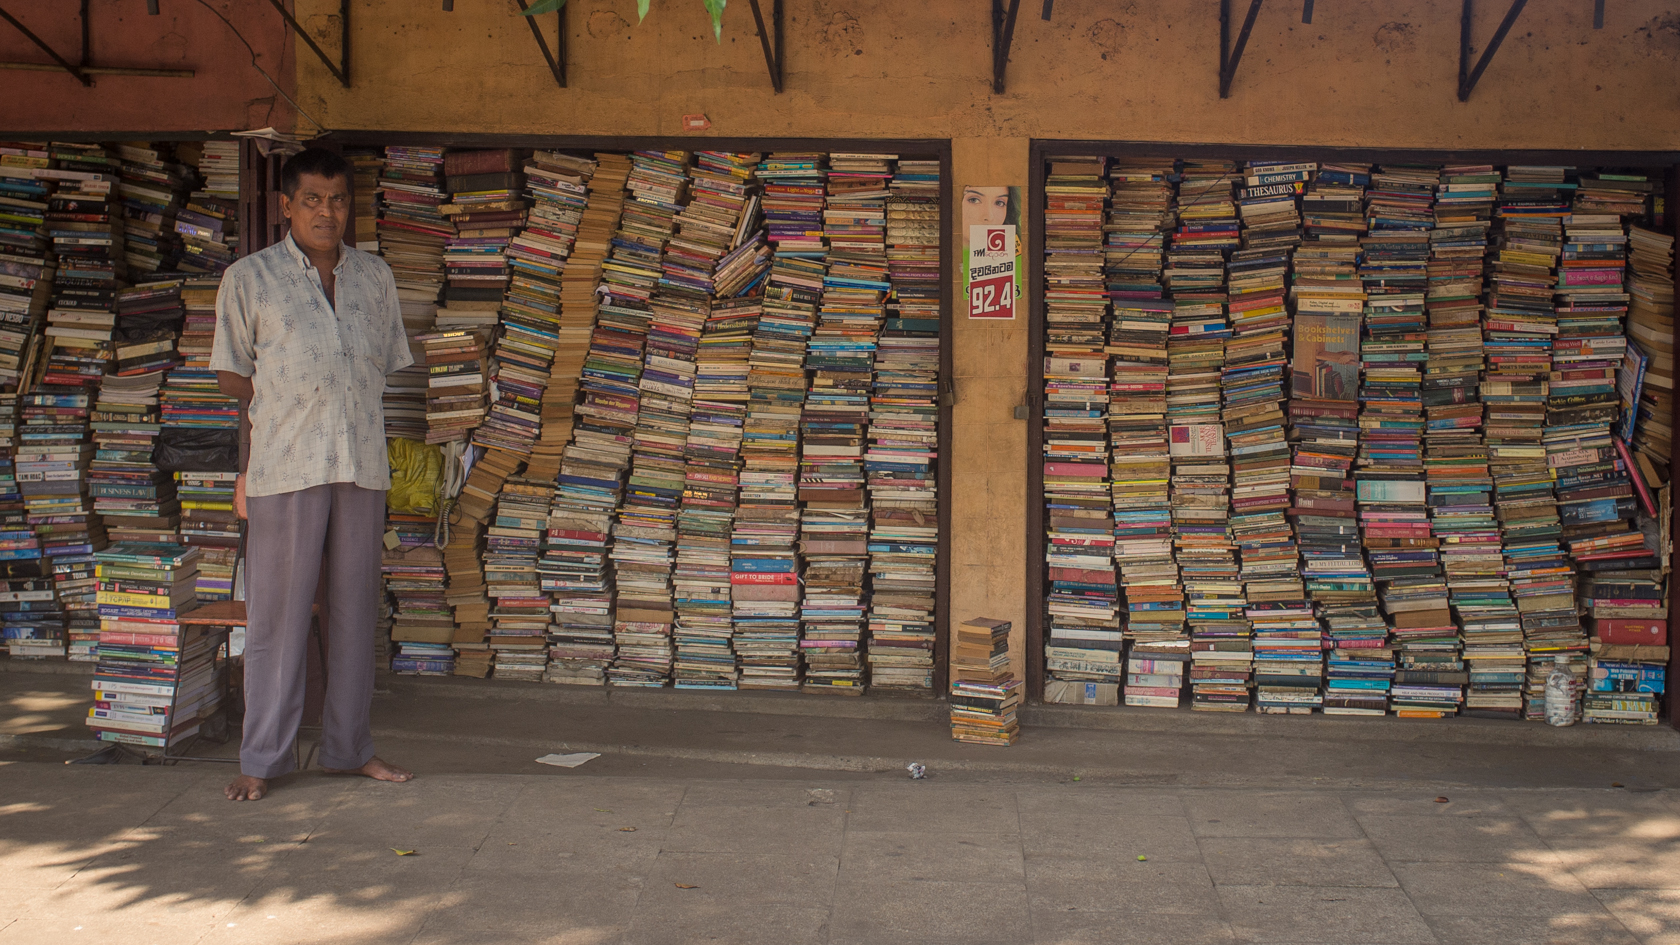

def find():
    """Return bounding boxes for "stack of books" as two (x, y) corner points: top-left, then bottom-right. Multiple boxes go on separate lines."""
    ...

(519, 150), (605, 481)
(542, 152), (630, 487)
(950, 617), (1020, 745)
(174, 142), (238, 274)
(113, 143), (190, 276)
(0, 148), (53, 393)
(1110, 301), (1182, 696)
(88, 542), (213, 748)
(799, 154), (883, 694)
(384, 517), (453, 674)
(1043, 156), (1121, 701)
(378, 146), (452, 328)
(599, 152), (687, 687)
(88, 367), (173, 545)
(485, 477), (553, 681)
(733, 273), (812, 693)
(866, 156), (941, 691)
(1157, 161), (1235, 712)
(541, 501), (614, 686)
(1626, 226), (1674, 462)
(417, 330), (487, 444)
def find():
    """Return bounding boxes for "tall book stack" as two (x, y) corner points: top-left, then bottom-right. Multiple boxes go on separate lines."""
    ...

(547, 154), (631, 477)
(753, 154), (825, 692)
(174, 142), (238, 275)
(0, 144), (53, 394)
(1042, 157), (1119, 699)
(1176, 161), (1256, 706)
(0, 396), (26, 589)
(19, 385), (102, 657)
(1627, 225), (1674, 464)
(1109, 300), (1180, 696)
(950, 617), (1019, 745)
(799, 152), (887, 694)
(378, 146), (453, 329)
(599, 151), (688, 687)
(89, 360), (174, 546)
(113, 143), (190, 276)
(515, 150), (600, 480)
(733, 264), (813, 692)
(1480, 168), (1564, 719)
(371, 147), (427, 442)
(866, 157), (942, 692)
(1156, 161), (1235, 710)
(88, 542), (213, 748)
(667, 155), (759, 691)
(1289, 165), (1371, 717)
(1249, 163), (1333, 717)
(44, 145), (123, 394)
(1279, 310), (1363, 714)
(448, 150), (549, 462)
(549, 161), (641, 684)
(484, 477), (553, 681)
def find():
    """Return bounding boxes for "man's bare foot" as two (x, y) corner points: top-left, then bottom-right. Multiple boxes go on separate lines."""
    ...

(225, 775), (268, 801)
(322, 756), (413, 783)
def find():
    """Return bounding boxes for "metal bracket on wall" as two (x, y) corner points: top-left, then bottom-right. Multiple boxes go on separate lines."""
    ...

(266, 0), (350, 88)
(746, 0), (784, 93)
(1457, 0), (1528, 102)
(513, 0), (565, 89)
(1218, 0), (1265, 98)
(0, 0), (193, 83)
(991, 0), (1022, 94)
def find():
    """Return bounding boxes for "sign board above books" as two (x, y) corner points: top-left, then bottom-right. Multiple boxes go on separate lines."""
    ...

(963, 185), (1022, 320)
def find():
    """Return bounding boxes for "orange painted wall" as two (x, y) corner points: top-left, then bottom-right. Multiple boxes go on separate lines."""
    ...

(0, 0), (293, 134)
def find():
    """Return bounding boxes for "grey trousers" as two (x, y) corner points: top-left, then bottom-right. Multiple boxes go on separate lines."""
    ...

(240, 482), (385, 779)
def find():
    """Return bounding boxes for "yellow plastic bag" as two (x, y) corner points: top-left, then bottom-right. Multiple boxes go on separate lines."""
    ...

(387, 437), (442, 515)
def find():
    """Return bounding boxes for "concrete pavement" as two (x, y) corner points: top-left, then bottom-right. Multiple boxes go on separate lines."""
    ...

(2, 667), (1680, 943)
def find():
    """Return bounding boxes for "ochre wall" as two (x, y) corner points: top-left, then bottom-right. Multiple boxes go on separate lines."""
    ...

(292, 0), (1680, 146)
(0, 0), (294, 134)
(285, 0), (1678, 681)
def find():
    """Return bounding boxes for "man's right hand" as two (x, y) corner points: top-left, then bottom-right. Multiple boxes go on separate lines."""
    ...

(234, 474), (247, 520)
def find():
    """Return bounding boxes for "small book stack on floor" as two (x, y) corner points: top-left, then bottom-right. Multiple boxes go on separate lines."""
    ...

(88, 541), (214, 749)
(949, 617), (1020, 745)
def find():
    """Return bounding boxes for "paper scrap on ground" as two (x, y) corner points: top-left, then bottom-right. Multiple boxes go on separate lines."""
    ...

(536, 752), (601, 768)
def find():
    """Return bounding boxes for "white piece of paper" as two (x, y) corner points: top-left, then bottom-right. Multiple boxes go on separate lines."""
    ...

(535, 752), (600, 768)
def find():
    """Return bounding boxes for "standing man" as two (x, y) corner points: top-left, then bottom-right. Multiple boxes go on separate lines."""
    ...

(212, 148), (415, 801)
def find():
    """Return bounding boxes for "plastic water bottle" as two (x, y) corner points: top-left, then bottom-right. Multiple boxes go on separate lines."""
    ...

(1545, 654), (1577, 727)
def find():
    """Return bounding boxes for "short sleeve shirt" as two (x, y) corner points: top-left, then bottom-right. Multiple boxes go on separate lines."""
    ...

(209, 233), (414, 498)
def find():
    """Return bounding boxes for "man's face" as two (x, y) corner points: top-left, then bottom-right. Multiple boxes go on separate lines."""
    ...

(280, 171), (349, 256)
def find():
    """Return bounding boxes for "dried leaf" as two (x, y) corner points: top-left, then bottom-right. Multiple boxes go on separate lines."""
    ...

(619, 827), (637, 832)
(1434, 797), (1449, 804)
(676, 883), (699, 889)
(391, 848), (417, 856)
(594, 808), (611, 812)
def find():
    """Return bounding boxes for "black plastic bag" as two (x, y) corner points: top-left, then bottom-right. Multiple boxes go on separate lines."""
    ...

(154, 428), (239, 473)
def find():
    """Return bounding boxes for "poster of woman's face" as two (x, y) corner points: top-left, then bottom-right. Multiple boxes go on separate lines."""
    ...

(962, 186), (1011, 228)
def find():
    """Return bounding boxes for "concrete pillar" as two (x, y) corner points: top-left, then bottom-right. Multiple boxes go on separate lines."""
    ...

(948, 136), (1031, 683)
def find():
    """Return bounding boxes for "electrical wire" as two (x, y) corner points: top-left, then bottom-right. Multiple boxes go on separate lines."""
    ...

(190, 0), (328, 135)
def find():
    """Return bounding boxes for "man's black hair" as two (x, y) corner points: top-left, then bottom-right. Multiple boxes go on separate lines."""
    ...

(279, 147), (353, 197)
